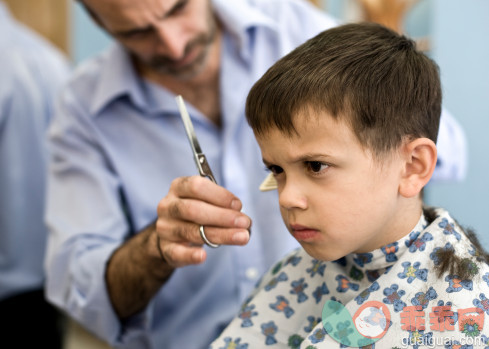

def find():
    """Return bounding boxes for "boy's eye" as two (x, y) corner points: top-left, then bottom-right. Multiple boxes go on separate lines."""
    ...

(305, 161), (329, 173)
(266, 165), (284, 176)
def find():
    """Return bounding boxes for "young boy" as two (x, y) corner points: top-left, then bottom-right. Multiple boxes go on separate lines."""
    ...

(210, 23), (489, 348)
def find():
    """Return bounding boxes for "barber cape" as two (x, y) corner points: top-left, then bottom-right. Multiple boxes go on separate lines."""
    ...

(210, 208), (489, 348)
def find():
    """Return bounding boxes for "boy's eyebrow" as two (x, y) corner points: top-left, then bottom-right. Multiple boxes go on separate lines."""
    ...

(294, 153), (334, 162)
(262, 153), (334, 166)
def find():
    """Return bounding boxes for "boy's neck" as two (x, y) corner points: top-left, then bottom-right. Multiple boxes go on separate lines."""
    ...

(383, 197), (424, 248)
(358, 196), (424, 254)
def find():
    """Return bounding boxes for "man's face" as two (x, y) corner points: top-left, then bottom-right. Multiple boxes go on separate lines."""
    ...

(256, 108), (407, 261)
(83, 0), (217, 80)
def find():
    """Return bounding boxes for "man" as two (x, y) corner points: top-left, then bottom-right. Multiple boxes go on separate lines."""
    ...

(0, 2), (70, 347)
(44, 0), (465, 348)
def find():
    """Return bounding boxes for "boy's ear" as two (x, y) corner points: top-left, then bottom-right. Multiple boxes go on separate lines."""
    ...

(399, 138), (437, 198)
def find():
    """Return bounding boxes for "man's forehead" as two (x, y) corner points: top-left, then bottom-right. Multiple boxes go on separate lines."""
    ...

(82, 0), (173, 16)
(82, 0), (174, 30)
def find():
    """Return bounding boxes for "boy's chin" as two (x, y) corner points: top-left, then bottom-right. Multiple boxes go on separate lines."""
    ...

(300, 243), (339, 262)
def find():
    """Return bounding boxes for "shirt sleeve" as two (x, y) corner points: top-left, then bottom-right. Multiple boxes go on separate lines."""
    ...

(269, 0), (340, 50)
(0, 29), (71, 298)
(43, 86), (152, 346)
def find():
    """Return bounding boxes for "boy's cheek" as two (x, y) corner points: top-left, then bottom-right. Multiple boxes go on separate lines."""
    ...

(279, 208), (290, 230)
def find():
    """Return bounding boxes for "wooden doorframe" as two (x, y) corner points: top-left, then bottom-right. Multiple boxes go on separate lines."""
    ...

(3, 0), (70, 56)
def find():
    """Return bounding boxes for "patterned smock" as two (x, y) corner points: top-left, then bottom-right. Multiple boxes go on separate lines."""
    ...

(210, 208), (489, 348)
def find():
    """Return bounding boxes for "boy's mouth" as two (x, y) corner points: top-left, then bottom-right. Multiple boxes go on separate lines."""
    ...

(289, 223), (320, 241)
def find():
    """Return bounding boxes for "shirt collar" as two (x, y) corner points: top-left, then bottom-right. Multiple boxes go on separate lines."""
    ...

(0, 2), (13, 35)
(0, 2), (9, 18)
(212, 0), (277, 62)
(89, 44), (148, 117)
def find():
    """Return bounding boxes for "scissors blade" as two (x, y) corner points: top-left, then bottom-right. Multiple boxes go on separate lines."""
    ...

(175, 95), (217, 184)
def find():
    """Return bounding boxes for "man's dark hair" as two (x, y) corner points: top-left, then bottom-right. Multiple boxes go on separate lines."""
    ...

(246, 22), (442, 158)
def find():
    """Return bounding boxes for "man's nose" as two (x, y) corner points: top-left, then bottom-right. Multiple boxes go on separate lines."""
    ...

(154, 22), (186, 60)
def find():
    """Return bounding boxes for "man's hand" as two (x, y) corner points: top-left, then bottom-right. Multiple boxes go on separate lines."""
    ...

(154, 176), (252, 267)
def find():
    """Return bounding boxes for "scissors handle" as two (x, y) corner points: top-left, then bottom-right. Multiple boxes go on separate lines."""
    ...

(196, 153), (217, 184)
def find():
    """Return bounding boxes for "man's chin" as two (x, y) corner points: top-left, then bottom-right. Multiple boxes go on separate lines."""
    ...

(143, 53), (208, 81)
(154, 64), (205, 81)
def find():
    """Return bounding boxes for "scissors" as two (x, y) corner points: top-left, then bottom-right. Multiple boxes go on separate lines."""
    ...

(176, 95), (278, 193)
(175, 95), (217, 184)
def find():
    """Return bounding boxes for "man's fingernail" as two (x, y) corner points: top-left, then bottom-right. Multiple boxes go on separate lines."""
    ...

(193, 250), (204, 262)
(231, 199), (241, 210)
(234, 216), (250, 228)
(232, 231), (250, 244)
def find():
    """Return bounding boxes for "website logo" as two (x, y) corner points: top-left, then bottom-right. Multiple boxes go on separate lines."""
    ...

(322, 300), (487, 347)
(322, 300), (391, 347)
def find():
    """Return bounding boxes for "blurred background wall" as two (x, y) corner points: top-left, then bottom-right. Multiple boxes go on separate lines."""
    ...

(427, 0), (489, 246)
(8, 0), (489, 244)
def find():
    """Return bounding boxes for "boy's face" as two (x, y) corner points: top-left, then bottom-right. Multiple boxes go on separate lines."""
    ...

(256, 109), (408, 261)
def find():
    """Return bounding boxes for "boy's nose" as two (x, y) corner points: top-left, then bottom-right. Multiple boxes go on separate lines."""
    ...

(279, 180), (308, 210)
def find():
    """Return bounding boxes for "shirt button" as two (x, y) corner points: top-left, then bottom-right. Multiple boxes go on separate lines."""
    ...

(245, 267), (259, 280)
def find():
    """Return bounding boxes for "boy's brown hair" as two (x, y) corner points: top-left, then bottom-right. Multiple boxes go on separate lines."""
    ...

(247, 23), (489, 278)
(246, 22), (441, 158)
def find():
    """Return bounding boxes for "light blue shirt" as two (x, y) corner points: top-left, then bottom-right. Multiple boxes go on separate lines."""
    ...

(44, 0), (466, 348)
(0, 2), (69, 301)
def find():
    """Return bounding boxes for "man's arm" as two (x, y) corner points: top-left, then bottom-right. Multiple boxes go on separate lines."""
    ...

(105, 222), (173, 319)
(105, 176), (251, 319)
